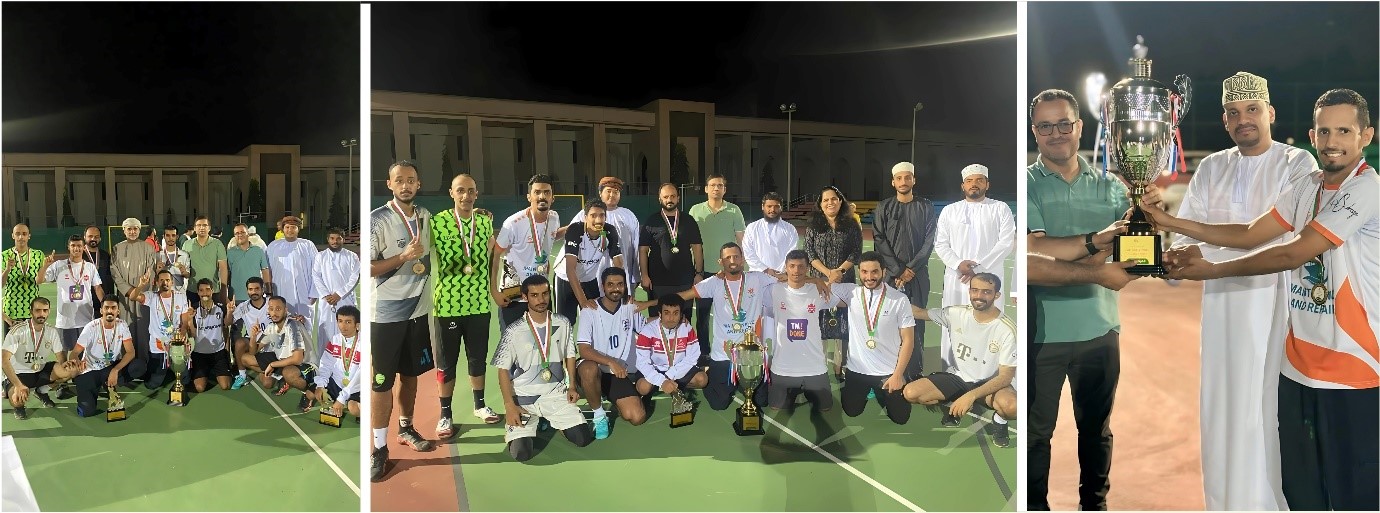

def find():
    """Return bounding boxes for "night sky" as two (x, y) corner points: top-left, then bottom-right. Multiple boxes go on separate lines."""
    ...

(1028, 1), (1379, 153)
(2, 2), (359, 155)
(372, 2), (1016, 137)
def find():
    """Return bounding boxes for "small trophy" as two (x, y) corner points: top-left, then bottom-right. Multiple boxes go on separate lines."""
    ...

(319, 394), (344, 428)
(167, 330), (188, 406)
(732, 331), (766, 436)
(500, 261), (522, 301)
(1104, 36), (1192, 276)
(106, 387), (126, 422)
(669, 390), (695, 428)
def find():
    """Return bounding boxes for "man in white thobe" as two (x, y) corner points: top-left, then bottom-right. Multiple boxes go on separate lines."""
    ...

(1174, 72), (1316, 511)
(933, 164), (1014, 376)
(266, 215), (317, 323)
(742, 192), (798, 279)
(311, 227), (359, 361)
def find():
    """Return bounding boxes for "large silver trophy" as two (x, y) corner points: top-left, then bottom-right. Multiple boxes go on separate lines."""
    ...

(1104, 36), (1191, 276)
(731, 332), (765, 436)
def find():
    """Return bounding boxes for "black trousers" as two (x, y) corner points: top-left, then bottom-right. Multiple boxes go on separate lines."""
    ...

(695, 272), (715, 359)
(555, 278), (600, 326)
(895, 271), (929, 376)
(1278, 375), (1379, 511)
(1027, 330), (1120, 511)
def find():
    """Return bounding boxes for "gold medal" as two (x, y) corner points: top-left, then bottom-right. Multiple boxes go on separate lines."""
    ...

(31, 362), (41, 371)
(541, 368), (553, 381)
(536, 264), (549, 274)
(733, 323), (743, 332)
(1310, 283), (1328, 306)
(671, 247), (680, 254)
(866, 339), (877, 349)
(463, 264), (474, 275)
(342, 378), (350, 387)
(412, 262), (426, 275)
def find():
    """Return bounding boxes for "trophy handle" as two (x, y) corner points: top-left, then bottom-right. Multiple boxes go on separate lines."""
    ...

(1172, 74), (1192, 127)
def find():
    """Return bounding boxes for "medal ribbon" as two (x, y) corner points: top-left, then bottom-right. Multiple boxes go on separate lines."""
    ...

(526, 314), (552, 374)
(659, 323), (676, 368)
(389, 200), (419, 241)
(159, 293), (176, 335)
(662, 210), (679, 246)
(452, 208), (477, 260)
(98, 321), (117, 364)
(28, 322), (44, 363)
(341, 336), (357, 379)
(528, 210), (548, 261)
(861, 286), (885, 338)
(69, 260), (87, 285)
(724, 276), (746, 322)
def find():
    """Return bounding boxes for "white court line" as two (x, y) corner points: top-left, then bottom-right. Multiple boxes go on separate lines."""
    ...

(962, 411), (1021, 436)
(250, 381), (361, 496)
(733, 397), (925, 512)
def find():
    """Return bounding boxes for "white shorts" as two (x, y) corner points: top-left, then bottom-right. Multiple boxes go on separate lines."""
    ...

(503, 386), (585, 443)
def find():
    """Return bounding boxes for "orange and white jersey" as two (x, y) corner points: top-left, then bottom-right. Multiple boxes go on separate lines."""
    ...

(1268, 161), (1379, 389)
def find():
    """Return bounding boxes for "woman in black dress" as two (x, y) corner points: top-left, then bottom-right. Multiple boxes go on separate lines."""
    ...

(804, 186), (861, 380)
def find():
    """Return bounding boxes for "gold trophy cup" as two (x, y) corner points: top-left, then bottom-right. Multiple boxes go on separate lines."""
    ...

(167, 330), (188, 406)
(732, 332), (766, 436)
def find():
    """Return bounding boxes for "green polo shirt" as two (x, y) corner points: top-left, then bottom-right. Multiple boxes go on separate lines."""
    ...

(1028, 154), (1130, 344)
(688, 201), (745, 273)
(226, 243), (269, 301)
(182, 237), (228, 293)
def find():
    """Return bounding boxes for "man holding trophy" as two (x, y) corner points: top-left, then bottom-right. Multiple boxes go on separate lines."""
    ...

(315, 305), (362, 425)
(1145, 89), (1377, 512)
(633, 294), (708, 414)
(70, 297), (136, 418)
(1170, 71), (1318, 510)
(126, 269), (193, 394)
(494, 174), (562, 328)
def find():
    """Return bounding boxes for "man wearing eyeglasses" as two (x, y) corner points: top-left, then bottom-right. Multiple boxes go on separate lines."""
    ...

(1025, 88), (1162, 511)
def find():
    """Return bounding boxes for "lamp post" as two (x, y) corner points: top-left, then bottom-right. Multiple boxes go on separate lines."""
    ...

(910, 102), (924, 164)
(778, 103), (797, 204)
(341, 138), (358, 228)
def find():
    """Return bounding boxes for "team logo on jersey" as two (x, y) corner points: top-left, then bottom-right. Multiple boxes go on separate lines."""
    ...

(396, 237), (407, 249)
(622, 319), (630, 331)
(448, 321), (458, 329)
(988, 342), (1000, 354)
(787, 319), (808, 342)
(779, 302), (787, 311)
(807, 303), (816, 313)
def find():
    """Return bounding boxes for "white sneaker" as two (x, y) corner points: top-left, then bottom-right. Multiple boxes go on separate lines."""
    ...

(474, 406), (500, 424)
(435, 417), (455, 439)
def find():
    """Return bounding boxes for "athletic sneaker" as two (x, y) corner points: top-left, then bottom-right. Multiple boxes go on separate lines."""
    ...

(370, 446), (389, 482)
(231, 374), (248, 390)
(537, 418), (550, 432)
(592, 415), (610, 440)
(56, 385), (75, 400)
(13, 407), (27, 420)
(298, 392), (314, 412)
(940, 412), (960, 428)
(867, 389), (876, 400)
(397, 425), (435, 451)
(436, 417), (455, 439)
(986, 422), (1011, 448)
(275, 380), (291, 396)
(474, 406), (500, 424)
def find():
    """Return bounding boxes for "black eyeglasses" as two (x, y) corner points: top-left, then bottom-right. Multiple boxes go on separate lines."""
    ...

(1033, 121), (1077, 136)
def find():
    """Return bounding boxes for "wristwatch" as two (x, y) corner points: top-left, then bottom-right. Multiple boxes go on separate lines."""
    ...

(1084, 232), (1099, 256)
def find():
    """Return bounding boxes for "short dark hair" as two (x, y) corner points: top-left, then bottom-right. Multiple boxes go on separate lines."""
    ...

(389, 159), (419, 175)
(102, 296), (120, 306)
(657, 293), (685, 311)
(719, 241), (743, 258)
(600, 266), (627, 285)
(859, 251), (884, 267)
(268, 295), (288, 307)
(521, 274), (550, 295)
(194, 215), (209, 223)
(971, 272), (1002, 292)
(785, 249), (809, 263)
(336, 305), (361, 323)
(327, 226), (345, 237)
(67, 234), (84, 244)
(155, 269), (173, 279)
(586, 199), (608, 213)
(1029, 89), (1080, 120)
(164, 225), (179, 233)
(1314, 88), (1372, 128)
(31, 297), (50, 308)
(762, 192), (784, 205)
(196, 278), (214, 290)
(246, 276), (265, 288)
(527, 174), (554, 190)
(706, 174), (726, 183)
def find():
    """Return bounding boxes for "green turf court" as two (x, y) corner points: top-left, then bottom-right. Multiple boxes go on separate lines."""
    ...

(437, 248), (1017, 512)
(1, 284), (360, 512)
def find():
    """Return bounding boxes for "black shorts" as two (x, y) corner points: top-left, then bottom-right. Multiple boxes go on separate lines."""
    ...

(12, 361), (57, 389)
(600, 370), (645, 402)
(326, 381), (361, 404)
(436, 314), (492, 378)
(189, 351), (232, 380)
(371, 316), (435, 391)
(926, 372), (993, 402)
(255, 352), (290, 377)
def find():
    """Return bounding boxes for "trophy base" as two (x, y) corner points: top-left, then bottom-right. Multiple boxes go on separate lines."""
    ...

(670, 411), (695, 428)
(501, 286), (521, 302)
(168, 388), (185, 407)
(107, 407), (126, 422)
(1114, 233), (1165, 277)
(319, 409), (344, 428)
(733, 411), (764, 436)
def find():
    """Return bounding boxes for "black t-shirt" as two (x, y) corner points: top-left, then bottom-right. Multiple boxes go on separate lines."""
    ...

(638, 210), (702, 287)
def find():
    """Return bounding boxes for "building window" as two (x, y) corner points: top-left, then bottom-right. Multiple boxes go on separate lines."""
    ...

(572, 141), (578, 163)
(516, 139), (524, 163)
(750, 148), (757, 168)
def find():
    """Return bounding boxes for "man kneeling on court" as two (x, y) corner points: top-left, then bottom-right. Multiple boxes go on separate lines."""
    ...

(314, 305), (362, 421)
(576, 267), (660, 439)
(494, 275), (593, 461)
(634, 294), (708, 403)
(71, 297), (136, 417)
(764, 250), (835, 412)
(3, 298), (82, 419)
(902, 272), (1017, 447)
(241, 296), (313, 405)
